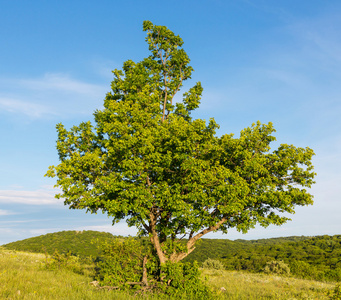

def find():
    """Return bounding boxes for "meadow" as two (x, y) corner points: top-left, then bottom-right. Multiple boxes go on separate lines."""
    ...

(5, 231), (341, 283)
(1, 246), (339, 299)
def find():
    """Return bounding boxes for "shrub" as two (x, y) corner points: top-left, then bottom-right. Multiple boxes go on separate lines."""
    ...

(202, 258), (224, 270)
(263, 260), (290, 275)
(328, 284), (341, 300)
(45, 250), (84, 274)
(94, 238), (156, 288)
(324, 268), (341, 282)
(94, 238), (213, 298)
(159, 261), (213, 299)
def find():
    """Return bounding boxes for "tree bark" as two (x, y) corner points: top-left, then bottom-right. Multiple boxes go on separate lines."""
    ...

(141, 255), (149, 287)
(170, 217), (228, 263)
(187, 217), (228, 250)
(149, 212), (167, 265)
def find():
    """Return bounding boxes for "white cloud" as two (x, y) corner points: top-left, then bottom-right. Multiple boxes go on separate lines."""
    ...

(0, 97), (55, 118)
(17, 73), (105, 97)
(0, 187), (61, 206)
(0, 209), (15, 216)
(0, 227), (59, 245)
(0, 73), (107, 119)
(0, 228), (16, 235)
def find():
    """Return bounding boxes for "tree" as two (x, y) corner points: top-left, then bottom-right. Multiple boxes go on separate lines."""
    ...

(46, 21), (316, 267)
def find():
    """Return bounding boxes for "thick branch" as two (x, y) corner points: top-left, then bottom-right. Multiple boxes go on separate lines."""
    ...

(188, 217), (227, 249)
(149, 211), (167, 264)
(169, 217), (228, 262)
(141, 220), (150, 233)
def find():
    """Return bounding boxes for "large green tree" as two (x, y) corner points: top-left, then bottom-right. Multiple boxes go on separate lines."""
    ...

(46, 21), (315, 265)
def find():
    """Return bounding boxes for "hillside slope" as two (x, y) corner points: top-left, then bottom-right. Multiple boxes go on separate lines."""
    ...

(3, 231), (341, 282)
(0, 247), (338, 299)
(2, 230), (117, 257)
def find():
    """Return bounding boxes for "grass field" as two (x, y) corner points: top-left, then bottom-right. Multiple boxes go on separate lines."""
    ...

(202, 269), (336, 299)
(0, 247), (338, 299)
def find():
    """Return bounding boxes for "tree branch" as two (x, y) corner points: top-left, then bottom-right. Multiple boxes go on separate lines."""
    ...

(187, 217), (228, 250)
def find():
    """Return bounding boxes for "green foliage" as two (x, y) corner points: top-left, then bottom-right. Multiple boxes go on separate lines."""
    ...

(94, 238), (212, 298)
(263, 260), (290, 275)
(289, 260), (319, 280)
(45, 250), (85, 275)
(4, 247), (337, 300)
(95, 237), (157, 288)
(328, 284), (341, 300)
(202, 258), (224, 270)
(46, 20), (316, 268)
(5, 231), (341, 283)
(159, 261), (213, 299)
(186, 235), (341, 282)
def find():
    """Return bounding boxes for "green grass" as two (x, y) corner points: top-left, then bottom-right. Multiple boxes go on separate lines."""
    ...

(202, 269), (336, 299)
(4, 231), (341, 283)
(0, 248), (136, 299)
(0, 247), (338, 299)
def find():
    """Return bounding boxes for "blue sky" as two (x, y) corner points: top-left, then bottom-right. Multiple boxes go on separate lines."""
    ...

(1, 0), (341, 245)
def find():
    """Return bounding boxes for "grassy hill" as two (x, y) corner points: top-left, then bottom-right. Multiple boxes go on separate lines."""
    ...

(3, 231), (341, 283)
(2, 230), (117, 257)
(0, 247), (338, 299)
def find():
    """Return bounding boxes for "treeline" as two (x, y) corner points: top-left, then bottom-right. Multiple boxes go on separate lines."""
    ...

(185, 235), (341, 282)
(3, 231), (341, 282)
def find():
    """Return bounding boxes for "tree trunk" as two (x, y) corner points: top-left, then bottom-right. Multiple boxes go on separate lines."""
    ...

(141, 256), (149, 287)
(150, 232), (167, 264)
(149, 212), (167, 265)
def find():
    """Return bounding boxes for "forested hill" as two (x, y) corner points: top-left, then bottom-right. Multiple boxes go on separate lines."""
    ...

(2, 230), (117, 257)
(185, 235), (341, 282)
(2, 230), (308, 258)
(185, 235), (341, 266)
(184, 235), (311, 264)
(3, 231), (341, 282)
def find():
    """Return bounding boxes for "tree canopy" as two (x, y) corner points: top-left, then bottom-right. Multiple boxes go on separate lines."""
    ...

(46, 21), (316, 265)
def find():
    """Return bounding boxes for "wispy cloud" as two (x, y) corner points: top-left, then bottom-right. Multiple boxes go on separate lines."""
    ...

(0, 73), (107, 119)
(0, 97), (55, 118)
(0, 187), (61, 206)
(16, 73), (105, 96)
(0, 227), (59, 245)
(0, 209), (16, 216)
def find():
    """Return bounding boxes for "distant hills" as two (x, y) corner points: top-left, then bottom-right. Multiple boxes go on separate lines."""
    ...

(3, 231), (341, 282)
(2, 230), (308, 259)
